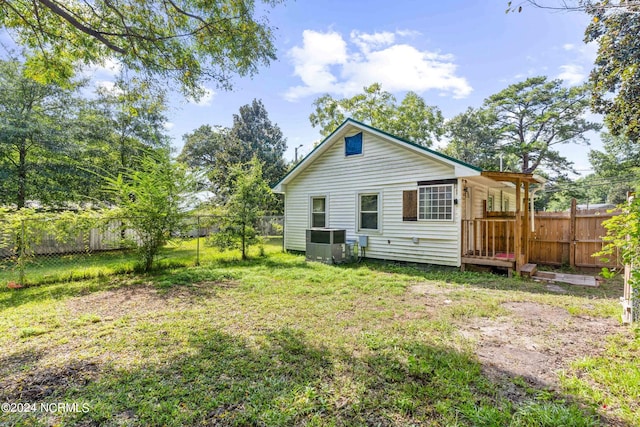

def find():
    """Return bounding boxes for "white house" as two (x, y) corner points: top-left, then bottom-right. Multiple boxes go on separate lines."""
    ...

(273, 119), (543, 272)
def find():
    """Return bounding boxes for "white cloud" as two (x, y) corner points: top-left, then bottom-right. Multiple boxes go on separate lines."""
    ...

(563, 43), (575, 51)
(350, 30), (396, 53)
(189, 88), (216, 107)
(558, 64), (586, 85)
(395, 29), (422, 38)
(83, 58), (122, 78)
(286, 30), (348, 100)
(95, 80), (123, 95)
(164, 122), (175, 130)
(285, 29), (472, 101)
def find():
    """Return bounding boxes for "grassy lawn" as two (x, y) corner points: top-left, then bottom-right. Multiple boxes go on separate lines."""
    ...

(0, 240), (637, 426)
(0, 237), (267, 286)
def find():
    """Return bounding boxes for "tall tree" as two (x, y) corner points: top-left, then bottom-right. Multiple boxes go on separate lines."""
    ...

(228, 99), (287, 188)
(484, 76), (600, 175)
(178, 124), (233, 195)
(588, 132), (639, 201)
(585, 3), (640, 142)
(96, 74), (169, 171)
(384, 92), (445, 146)
(309, 83), (444, 147)
(442, 107), (517, 170)
(590, 132), (640, 176)
(0, 0), (281, 98)
(0, 59), (80, 208)
(178, 125), (231, 170)
(178, 99), (287, 204)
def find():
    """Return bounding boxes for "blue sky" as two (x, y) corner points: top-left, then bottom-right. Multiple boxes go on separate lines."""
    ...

(5, 1), (601, 175)
(165, 0), (598, 174)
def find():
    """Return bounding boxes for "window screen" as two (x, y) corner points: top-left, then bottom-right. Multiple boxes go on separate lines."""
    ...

(359, 193), (378, 230)
(311, 197), (326, 228)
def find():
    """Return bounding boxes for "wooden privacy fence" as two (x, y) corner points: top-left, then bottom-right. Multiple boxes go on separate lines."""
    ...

(530, 201), (621, 269)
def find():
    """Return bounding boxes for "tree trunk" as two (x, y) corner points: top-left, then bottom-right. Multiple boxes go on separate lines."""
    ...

(522, 152), (529, 174)
(241, 221), (246, 260)
(17, 142), (27, 209)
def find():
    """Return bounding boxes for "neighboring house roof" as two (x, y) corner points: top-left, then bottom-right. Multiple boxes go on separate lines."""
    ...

(576, 203), (615, 210)
(273, 118), (482, 193)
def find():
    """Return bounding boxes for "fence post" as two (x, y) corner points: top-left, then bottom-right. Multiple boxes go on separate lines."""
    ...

(569, 198), (577, 268)
(196, 216), (200, 266)
(622, 192), (637, 324)
(19, 219), (25, 286)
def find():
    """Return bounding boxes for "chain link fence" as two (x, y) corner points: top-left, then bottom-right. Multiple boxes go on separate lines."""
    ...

(0, 215), (283, 287)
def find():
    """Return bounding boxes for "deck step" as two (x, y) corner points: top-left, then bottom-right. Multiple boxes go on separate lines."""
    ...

(519, 263), (538, 277)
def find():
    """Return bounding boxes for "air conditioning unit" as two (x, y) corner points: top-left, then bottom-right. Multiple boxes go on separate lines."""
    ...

(305, 229), (347, 264)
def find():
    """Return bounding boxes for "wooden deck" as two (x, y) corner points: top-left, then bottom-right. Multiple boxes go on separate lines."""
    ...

(462, 218), (519, 267)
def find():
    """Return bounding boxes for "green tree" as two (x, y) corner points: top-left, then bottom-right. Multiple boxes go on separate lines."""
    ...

(212, 157), (274, 260)
(97, 74), (170, 171)
(385, 92), (445, 146)
(588, 132), (639, 203)
(484, 76), (600, 175)
(309, 83), (444, 146)
(0, 58), (82, 208)
(179, 99), (287, 204)
(0, 0), (281, 98)
(590, 132), (640, 179)
(598, 195), (640, 319)
(178, 125), (230, 170)
(585, 3), (640, 141)
(442, 107), (517, 170)
(229, 99), (288, 187)
(103, 149), (195, 271)
(177, 125), (232, 195)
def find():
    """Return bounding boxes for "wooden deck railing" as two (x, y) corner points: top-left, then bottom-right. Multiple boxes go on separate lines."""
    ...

(462, 218), (516, 260)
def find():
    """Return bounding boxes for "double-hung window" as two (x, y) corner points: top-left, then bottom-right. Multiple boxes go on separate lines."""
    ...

(359, 193), (379, 231)
(311, 197), (326, 228)
(418, 184), (454, 221)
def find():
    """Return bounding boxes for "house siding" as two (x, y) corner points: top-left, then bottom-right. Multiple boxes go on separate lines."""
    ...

(284, 131), (464, 266)
(465, 183), (518, 219)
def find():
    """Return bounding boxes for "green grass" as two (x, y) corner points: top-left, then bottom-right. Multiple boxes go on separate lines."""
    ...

(561, 328), (640, 426)
(0, 243), (633, 426)
(0, 237), (277, 286)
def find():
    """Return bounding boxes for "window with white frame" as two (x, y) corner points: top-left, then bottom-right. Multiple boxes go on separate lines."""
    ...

(418, 184), (454, 221)
(311, 196), (326, 228)
(359, 193), (379, 230)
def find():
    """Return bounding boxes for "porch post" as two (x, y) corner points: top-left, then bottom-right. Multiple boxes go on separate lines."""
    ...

(524, 181), (530, 264)
(515, 178), (522, 272)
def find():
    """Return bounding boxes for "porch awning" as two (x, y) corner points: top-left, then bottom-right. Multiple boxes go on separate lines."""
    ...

(480, 171), (546, 185)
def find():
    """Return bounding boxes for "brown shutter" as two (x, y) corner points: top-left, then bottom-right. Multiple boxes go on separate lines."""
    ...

(403, 190), (418, 221)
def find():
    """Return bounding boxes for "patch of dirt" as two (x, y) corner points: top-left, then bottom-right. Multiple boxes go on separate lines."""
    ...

(65, 280), (235, 319)
(408, 282), (457, 315)
(0, 360), (99, 401)
(457, 301), (625, 391)
(408, 283), (455, 296)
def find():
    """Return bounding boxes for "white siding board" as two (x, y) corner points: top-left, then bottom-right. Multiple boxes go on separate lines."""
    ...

(283, 129), (470, 266)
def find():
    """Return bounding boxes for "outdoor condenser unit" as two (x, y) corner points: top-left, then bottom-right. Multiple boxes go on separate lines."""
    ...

(305, 229), (347, 264)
